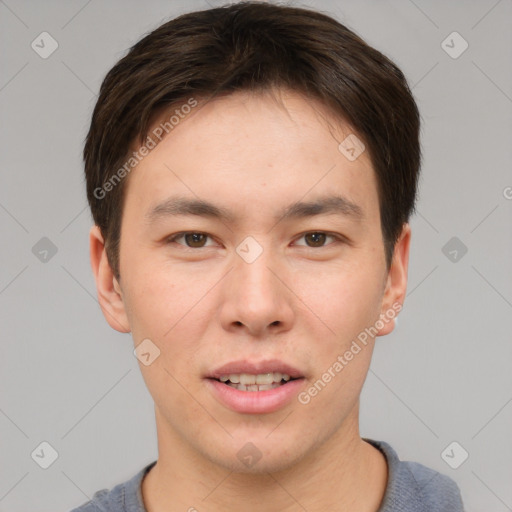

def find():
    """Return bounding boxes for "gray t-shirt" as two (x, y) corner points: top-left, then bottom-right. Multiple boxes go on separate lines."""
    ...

(70, 438), (465, 511)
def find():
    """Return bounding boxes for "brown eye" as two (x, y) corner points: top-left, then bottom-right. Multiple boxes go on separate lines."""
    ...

(293, 231), (348, 249)
(167, 232), (213, 248)
(304, 232), (328, 247)
(183, 233), (208, 247)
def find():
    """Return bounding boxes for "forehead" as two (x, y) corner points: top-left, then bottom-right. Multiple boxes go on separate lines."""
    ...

(122, 88), (379, 228)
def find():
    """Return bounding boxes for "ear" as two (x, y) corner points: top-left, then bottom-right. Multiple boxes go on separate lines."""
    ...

(376, 223), (411, 337)
(89, 225), (131, 333)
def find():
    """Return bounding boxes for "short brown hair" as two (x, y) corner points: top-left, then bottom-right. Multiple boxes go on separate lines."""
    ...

(84, 1), (421, 281)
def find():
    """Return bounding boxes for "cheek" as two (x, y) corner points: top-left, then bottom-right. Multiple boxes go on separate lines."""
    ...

(299, 326), (375, 424)
(123, 259), (215, 381)
(296, 262), (383, 409)
(124, 280), (175, 342)
(300, 262), (383, 344)
(295, 344), (373, 447)
(138, 355), (213, 443)
(121, 246), (184, 338)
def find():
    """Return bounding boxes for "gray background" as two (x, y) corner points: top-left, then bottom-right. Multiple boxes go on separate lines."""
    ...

(0, 0), (511, 511)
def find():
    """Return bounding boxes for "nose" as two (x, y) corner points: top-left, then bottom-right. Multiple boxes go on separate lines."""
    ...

(218, 245), (295, 338)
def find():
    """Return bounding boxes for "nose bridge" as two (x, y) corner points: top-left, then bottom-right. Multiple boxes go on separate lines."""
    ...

(234, 240), (280, 303)
(220, 237), (294, 334)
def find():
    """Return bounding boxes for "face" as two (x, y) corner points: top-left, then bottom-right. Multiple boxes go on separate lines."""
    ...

(90, 88), (410, 474)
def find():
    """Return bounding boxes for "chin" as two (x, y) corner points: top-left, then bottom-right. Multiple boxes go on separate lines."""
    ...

(217, 451), (304, 475)
(202, 433), (314, 475)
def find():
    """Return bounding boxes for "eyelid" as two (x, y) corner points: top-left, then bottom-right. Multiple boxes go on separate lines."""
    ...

(292, 231), (349, 248)
(166, 231), (218, 247)
(166, 230), (348, 248)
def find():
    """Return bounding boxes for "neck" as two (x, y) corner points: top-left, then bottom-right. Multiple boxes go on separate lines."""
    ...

(142, 405), (388, 512)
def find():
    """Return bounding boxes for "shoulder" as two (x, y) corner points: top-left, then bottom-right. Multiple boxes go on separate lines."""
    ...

(70, 487), (113, 512)
(402, 459), (465, 510)
(69, 461), (156, 512)
(365, 439), (465, 512)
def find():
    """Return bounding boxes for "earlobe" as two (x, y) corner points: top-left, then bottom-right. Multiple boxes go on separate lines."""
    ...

(89, 225), (131, 333)
(376, 223), (411, 337)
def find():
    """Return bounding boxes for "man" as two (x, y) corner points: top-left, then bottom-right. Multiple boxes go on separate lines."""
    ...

(72, 2), (465, 510)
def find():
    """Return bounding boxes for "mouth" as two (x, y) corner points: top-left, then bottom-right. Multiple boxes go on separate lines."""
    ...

(205, 360), (305, 414)
(212, 372), (298, 392)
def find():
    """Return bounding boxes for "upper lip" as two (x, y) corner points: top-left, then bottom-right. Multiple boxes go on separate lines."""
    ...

(208, 359), (304, 380)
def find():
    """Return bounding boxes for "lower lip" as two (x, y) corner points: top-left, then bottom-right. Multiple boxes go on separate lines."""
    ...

(205, 378), (305, 414)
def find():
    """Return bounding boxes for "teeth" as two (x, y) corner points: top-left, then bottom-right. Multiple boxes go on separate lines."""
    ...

(239, 373), (256, 385)
(272, 372), (282, 383)
(218, 372), (294, 389)
(256, 373), (273, 385)
(226, 382), (283, 391)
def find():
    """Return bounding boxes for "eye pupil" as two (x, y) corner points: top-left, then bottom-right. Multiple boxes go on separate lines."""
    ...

(306, 232), (326, 247)
(185, 233), (206, 247)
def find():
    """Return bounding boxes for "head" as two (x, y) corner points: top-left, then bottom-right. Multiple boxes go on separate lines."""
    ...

(86, 2), (420, 473)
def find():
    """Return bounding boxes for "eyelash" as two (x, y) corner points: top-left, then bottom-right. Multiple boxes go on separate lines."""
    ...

(165, 231), (347, 249)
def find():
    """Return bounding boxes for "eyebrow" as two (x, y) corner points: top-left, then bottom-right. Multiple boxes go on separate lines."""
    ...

(144, 194), (364, 225)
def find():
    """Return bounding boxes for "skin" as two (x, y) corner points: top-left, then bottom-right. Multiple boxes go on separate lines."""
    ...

(90, 88), (411, 512)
